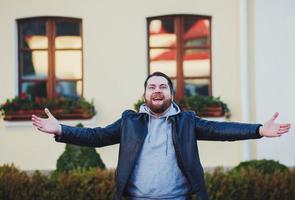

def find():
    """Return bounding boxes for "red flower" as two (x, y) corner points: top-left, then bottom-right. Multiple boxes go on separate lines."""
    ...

(35, 96), (42, 104)
(19, 92), (28, 100)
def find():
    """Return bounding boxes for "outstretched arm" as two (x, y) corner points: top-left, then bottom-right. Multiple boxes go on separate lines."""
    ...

(196, 112), (291, 141)
(32, 108), (121, 147)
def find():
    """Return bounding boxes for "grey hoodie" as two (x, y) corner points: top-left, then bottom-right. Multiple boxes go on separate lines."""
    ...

(126, 102), (190, 199)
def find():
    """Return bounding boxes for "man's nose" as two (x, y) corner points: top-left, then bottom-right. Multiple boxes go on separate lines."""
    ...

(153, 86), (162, 92)
(155, 87), (161, 92)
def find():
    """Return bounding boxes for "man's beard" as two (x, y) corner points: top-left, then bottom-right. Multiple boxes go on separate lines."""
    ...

(144, 94), (172, 114)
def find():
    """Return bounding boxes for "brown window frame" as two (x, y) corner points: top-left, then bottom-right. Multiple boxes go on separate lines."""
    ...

(17, 16), (83, 100)
(147, 14), (212, 100)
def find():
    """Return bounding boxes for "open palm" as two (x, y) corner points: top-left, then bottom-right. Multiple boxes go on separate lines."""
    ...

(260, 112), (291, 137)
(32, 108), (61, 135)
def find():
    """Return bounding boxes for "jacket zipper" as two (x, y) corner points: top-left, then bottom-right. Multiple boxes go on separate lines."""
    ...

(171, 119), (193, 192)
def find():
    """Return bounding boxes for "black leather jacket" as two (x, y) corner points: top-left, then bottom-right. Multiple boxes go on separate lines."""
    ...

(56, 110), (262, 200)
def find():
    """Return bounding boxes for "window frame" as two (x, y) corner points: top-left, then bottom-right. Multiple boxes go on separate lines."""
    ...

(17, 16), (84, 100)
(147, 14), (212, 100)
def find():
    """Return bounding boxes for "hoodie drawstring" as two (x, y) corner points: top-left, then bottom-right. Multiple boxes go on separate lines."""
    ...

(147, 114), (152, 143)
(165, 116), (169, 155)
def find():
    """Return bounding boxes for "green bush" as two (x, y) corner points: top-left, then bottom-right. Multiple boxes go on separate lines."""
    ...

(0, 164), (115, 200)
(205, 166), (295, 200)
(56, 123), (106, 173)
(229, 159), (289, 175)
(1, 160), (295, 200)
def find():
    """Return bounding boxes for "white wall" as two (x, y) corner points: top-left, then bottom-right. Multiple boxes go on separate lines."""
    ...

(252, 0), (295, 166)
(0, 0), (245, 170)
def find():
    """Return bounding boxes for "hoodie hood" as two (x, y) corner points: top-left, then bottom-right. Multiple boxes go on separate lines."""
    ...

(139, 101), (180, 154)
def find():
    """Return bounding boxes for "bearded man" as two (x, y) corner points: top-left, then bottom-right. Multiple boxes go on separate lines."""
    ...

(32, 72), (291, 200)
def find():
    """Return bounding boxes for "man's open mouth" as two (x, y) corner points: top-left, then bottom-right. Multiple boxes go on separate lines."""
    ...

(152, 97), (164, 103)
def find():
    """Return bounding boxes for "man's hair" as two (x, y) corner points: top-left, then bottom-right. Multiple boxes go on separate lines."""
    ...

(144, 72), (173, 94)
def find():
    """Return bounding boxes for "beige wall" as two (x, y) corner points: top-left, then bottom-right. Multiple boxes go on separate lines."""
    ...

(0, 0), (245, 170)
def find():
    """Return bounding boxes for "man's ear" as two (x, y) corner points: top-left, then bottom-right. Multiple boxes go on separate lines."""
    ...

(142, 94), (145, 102)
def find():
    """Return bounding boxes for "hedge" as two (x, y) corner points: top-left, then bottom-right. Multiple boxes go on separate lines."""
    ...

(1, 162), (295, 200)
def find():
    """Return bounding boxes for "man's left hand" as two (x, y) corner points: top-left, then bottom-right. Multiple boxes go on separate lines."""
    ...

(259, 112), (291, 137)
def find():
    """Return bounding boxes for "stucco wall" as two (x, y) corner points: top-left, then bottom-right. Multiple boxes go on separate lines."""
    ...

(0, 0), (245, 170)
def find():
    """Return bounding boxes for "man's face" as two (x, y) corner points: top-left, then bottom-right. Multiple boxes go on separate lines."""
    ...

(144, 76), (172, 115)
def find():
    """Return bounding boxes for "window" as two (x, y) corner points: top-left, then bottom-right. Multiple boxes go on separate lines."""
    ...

(17, 17), (83, 100)
(147, 15), (212, 100)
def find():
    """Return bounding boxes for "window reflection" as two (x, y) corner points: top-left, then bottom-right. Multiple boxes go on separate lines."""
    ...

(55, 50), (82, 79)
(21, 21), (47, 48)
(183, 49), (210, 77)
(22, 82), (47, 98)
(55, 36), (82, 49)
(56, 21), (80, 36)
(56, 81), (82, 99)
(22, 51), (48, 79)
(184, 79), (209, 96)
(25, 35), (48, 49)
(184, 19), (210, 47)
(149, 19), (176, 47)
(150, 48), (176, 77)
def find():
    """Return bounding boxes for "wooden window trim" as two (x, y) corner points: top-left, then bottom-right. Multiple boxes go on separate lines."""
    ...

(147, 14), (212, 100)
(17, 17), (83, 100)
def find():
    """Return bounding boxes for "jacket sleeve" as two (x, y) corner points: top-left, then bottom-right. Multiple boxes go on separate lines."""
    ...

(54, 118), (121, 147)
(195, 116), (263, 141)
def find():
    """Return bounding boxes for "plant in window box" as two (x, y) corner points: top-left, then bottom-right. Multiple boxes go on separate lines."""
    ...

(0, 93), (96, 121)
(178, 95), (231, 118)
(133, 95), (231, 118)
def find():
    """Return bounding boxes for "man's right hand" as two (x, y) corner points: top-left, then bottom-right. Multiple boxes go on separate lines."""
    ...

(32, 108), (62, 135)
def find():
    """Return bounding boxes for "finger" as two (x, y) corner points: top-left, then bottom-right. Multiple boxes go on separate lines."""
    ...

(279, 126), (291, 131)
(278, 130), (289, 134)
(44, 108), (53, 118)
(280, 123), (291, 128)
(271, 112), (279, 121)
(32, 117), (42, 124)
(32, 114), (42, 122)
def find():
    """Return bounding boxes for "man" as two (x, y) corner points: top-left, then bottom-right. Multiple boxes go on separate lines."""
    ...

(32, 72), (291, 200)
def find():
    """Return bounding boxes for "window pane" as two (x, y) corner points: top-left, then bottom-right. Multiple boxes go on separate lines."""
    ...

(183, 19), (210, 47)
(21, 81), (47, 98)
(22, 51), (48, 79)
(56, 80), (82, 99)
(55, 50), (82, 79)
(21, 20), (48, 49)
(183, 49), (210, 77)
(55, 20), (81, 49)
(184, 79), (209, 96)
(55, 36), (82, 49)
(56, 21), (81, 36)
(149, 18), (176, 47)
(150, 49), (176, 77)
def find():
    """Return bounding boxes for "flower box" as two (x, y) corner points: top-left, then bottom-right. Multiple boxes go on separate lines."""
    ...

(1, 94), (96, 121)
(198, 105), (224, 117)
